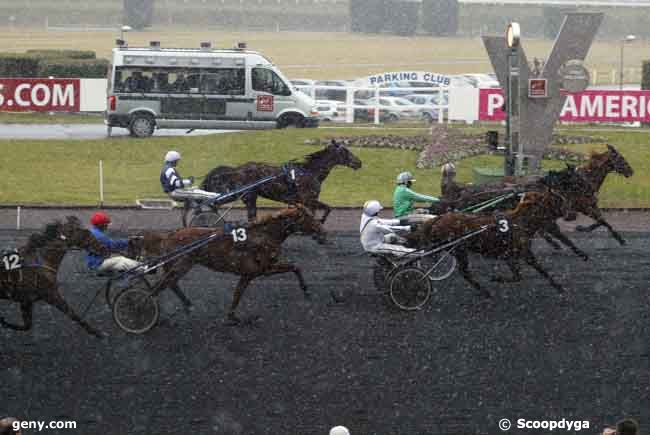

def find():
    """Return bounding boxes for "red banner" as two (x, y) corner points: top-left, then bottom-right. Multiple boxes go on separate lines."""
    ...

(0, 78), (80, 112)
(479, 88), (650, 122)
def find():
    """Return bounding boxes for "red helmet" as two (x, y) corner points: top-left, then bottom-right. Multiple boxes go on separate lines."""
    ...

(90, 212), (111, 226)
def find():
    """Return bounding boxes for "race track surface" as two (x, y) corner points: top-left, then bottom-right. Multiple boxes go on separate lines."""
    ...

(1, 230), (649, 435)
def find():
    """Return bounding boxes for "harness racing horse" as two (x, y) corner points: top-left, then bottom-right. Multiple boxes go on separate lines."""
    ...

(436, 165), (592, 260)
(573, 144), (634, 244)
(408, 187), (579, 298)
(139, 205), (325, 325)
(201, 140), (362, 223)
(0, 217), (104, 337)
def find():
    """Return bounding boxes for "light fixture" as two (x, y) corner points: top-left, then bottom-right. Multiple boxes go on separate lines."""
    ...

(506, 22), (520, 49)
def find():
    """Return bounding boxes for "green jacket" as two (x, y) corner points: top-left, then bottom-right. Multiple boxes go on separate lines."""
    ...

(393, 185), (439, 217)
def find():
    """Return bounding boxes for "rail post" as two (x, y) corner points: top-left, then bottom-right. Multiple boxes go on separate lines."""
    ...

(99, 160), (104, 207)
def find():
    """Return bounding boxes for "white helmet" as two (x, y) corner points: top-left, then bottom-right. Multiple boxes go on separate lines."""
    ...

(363, 200), (383, 216)
(329, 426), (351, 435)
(165, 150), (181, 162)
(441, 162), (456, 175)
(396, 171), (415, 184)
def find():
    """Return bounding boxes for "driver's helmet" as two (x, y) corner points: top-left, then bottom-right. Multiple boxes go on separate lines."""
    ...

(396, 171), (415, 185)
(90, 211), (111, 226)
(363, 200), (383, 216)
(441, 162), (456, 175)
(165, 150), (181, 162)
(329, 427), (351, 435)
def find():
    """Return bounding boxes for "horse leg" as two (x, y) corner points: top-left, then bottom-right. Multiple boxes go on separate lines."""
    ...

(577, 207), (626, 245)
(260, 262), (309, 296)
(226, 276), (253, 325)
(491, 256), (522, 283)
(544, 222), (589, 261)
(304, 199), (331, 224)
(46, 290), (103, 338)
(242, 193), (258, 222)
(456, 251), (490, 298)
(0, 302), (33, 331)
(523, 249), (565, 293)
(156, 265), (193, 313)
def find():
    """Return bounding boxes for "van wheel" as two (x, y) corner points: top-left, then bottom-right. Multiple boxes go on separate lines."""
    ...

(278, 113), (304, 129)
(129, 114), (155, 138)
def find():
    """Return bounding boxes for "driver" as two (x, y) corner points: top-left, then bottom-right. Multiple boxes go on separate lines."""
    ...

(393, 171), (438, 223)
(86, 212), (141, 273)
(360, 200), (415, 257)
(160, 150), (220, 203)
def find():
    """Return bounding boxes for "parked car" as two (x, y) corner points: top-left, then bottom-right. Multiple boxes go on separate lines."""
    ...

(314, 100), (341, 122)
(364, 96), (421, 121)
(290, 78), (315, 96)
(313, 80), (348, 101)
(379, 80), (442, 97)
(460, 73), (500, 88)
(404, 93), (449, 123)
(353, 99), (396, 123)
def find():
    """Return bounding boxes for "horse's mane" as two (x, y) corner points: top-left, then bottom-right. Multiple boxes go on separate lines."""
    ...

(23, 221), (62, 252)
(296, 146), (333, 168)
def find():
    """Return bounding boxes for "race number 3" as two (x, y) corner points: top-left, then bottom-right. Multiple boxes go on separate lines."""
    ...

(2, 253), (21, 270)
(231, 228), (247, 242)
(497, 219), (510, 233)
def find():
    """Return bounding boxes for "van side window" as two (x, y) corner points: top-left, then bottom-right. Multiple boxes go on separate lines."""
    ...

(200, 68), (245, 95)
(252, 68), (290, 96)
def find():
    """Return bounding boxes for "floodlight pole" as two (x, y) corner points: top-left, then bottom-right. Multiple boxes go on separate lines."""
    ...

(505, 23), (520, 177)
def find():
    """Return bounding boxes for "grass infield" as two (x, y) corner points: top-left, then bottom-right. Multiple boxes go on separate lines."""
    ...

(1, 127), (648, 208)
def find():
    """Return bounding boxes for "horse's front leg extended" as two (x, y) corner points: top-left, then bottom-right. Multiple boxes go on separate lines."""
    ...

(539, 230), (562, 250)
(0, 302), (33, 331)
(544, 222), (589, 261)
(456, 251), (490, 298)
(523, 249), (565, 293)
(304, 199), (331, 224)
(260, 263), (308, 295)
(492, 256), (522, 283)
(577, 207), (626, 245)
(46, 290), (103, 338)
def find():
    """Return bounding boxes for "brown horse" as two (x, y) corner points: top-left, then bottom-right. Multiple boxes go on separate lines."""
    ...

(408, 189), (577, 297)
(0, 217), (105, 337)
(139, 205), (325, 324)
(438, 144), (633, 246)
(201, 140), (362, 223)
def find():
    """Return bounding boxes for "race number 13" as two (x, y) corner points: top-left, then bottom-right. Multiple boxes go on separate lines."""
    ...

(231, 228), (247, 242)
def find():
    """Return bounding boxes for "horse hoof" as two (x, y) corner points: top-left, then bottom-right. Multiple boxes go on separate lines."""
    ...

(224, 314), (241, 326)
(581, 254), (589, 262)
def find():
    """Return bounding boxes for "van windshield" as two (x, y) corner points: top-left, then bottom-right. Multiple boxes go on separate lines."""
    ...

(113, 66), (245, 95)
(252, 68), (291, 96)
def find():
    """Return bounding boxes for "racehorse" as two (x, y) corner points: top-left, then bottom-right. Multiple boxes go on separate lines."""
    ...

(437, 144), (633, 246)
(139, 205), (325, 324)
(436, 164), (592, 260)
(201, 139), (362, 223)
(0, 217), (104, 337)
(573, 144), (634, 243)
(408, 184), (581, 297)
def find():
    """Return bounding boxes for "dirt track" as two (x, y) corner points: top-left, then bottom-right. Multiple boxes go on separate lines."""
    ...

(1, 227), (649, 435)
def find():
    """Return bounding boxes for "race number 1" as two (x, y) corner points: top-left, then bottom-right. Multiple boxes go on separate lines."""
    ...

(497, 219), (510, 233)
(2, 253), (21, 270)
(231, 228), (247, 242)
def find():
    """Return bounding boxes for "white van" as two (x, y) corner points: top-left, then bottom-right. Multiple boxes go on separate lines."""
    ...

(105, 41), (319, 137)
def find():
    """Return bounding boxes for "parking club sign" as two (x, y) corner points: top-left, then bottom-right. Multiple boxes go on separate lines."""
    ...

(357, 71), (451, 87)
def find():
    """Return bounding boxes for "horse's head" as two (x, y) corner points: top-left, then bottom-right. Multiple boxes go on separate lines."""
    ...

(328, 139), (362, 170)
(58, 215), (102, 250)
(283, 204), (327, 243)
(605, 144), (634, 178)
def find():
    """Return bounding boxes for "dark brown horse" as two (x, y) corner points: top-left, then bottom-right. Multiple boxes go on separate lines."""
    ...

(0, 217), (105, 337)
(408, 188), (579, 297)
(436, 164), (592, 260)
(438, 144), (633, 246)
(201, 140), (362, 223)
(139, 205), (325, 324)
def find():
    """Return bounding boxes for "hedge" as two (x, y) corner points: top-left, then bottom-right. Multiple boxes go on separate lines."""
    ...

(0, 54), (41, 77)
(25, 49), (96, 60)
(37, 58), (109, 79)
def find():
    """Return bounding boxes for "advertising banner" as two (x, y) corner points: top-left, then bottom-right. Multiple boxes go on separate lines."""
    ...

(0, 78), (81, 112)
(480, 88), (650, 122)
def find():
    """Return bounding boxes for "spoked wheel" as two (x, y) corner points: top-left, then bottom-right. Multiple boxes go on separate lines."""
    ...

(389, 266), (432, 311)
(419, 251), (457, 281)
(189, 211), (226, 228)
(372, 257), (395, 293)
(112, 280), (159, 334)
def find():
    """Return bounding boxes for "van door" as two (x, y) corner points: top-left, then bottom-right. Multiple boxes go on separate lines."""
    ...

(200, 68), (248, 126)
(251, 67), (294, 124)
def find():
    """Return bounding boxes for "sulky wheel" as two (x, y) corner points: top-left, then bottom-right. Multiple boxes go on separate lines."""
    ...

(419, 251), (457, 281)
(389, 266), (432, 311)
(112, 281), (159, 334)
(189, 211), (225, 228)
(372, 257), (395, 293)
